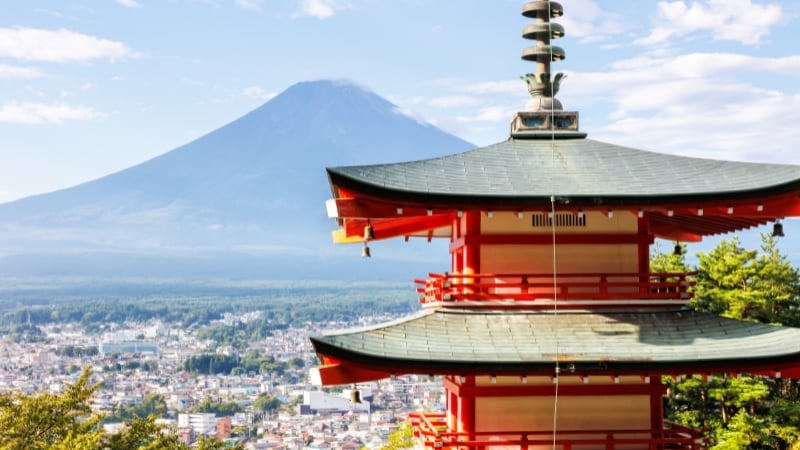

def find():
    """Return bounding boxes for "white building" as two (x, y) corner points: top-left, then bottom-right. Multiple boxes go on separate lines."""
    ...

(177, 413), (217, 436)
(302, 390), (369, 413)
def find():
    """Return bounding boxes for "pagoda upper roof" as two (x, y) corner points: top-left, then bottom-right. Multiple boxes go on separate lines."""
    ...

(327, 137), (800, 205)
(310, 307), (800, 382)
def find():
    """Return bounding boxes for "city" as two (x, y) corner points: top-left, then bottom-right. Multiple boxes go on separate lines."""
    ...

(0, 310), (442, 449)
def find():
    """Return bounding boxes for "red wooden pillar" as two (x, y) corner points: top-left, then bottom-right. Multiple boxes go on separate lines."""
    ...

(446, 376), (457, 431)
(463, 212), (481, 294)
(638, 214), (650, 295)
(451, 217), (462, 275)
(458, 376), (476, 435)
(650, 375), (665, 444)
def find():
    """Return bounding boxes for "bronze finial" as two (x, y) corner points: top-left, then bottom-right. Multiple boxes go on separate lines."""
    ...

(520, 1), (566, 110)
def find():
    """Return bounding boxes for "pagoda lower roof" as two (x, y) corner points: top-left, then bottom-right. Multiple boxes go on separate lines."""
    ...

(310, 307), (800, 377)
(327, 138), (800, 204)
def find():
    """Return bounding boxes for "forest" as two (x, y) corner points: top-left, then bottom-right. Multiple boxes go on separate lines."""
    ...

(179, 351), (305, 376)
(0, 281), (418, 338)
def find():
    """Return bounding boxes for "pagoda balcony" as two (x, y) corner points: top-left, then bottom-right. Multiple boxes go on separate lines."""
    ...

(415, 272), (696, 308)
(409, 412), (709, 450)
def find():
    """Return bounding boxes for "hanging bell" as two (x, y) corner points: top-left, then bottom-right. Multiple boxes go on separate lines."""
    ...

(361, 243), (371, 258)
(673, 242), (682, 256)
(363, 223), (375, 240)
(350, 389), (361, 404)
(773, 221), (785, 237)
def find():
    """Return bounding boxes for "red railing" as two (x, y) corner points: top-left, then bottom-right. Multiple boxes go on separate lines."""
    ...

(409, 412), (709, 450)
(415, 272), (696, 307)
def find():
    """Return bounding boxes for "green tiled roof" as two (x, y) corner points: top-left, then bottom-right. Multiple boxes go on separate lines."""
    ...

(328, 138), (800, 201)
(311, 308), (800, 373)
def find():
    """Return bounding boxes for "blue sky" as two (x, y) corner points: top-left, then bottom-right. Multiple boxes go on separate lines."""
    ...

(2, 0), (800, 203)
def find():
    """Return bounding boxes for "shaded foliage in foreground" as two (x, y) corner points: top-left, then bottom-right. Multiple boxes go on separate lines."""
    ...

(0, 367), (243, 449)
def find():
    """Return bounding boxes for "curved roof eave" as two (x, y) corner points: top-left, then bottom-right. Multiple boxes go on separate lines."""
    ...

(327, 138), (800, 206)
(310, 308), (800, 376)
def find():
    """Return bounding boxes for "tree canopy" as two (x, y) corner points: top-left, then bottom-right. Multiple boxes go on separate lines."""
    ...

(0, 367), (244, 449)
(192, 398), (244, 416)
(656, 234), (800, 449)
(692, 235), (800, 325)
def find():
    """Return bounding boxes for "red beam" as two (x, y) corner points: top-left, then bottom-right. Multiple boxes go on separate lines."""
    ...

(312, 363), (395, 385)
(331, 187), (800, 221)
(449, 233), (652, 252)
(343, 214), (453, 240)
(444, 377), (667, 397)
(332, 198), (454, 219)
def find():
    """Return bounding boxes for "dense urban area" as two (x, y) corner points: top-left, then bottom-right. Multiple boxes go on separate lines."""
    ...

(0, 282), (432, 449)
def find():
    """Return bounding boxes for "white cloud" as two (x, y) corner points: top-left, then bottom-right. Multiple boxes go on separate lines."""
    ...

(242, 85), (277, 101)
(116, 0), (142, 8)
(558, 0), (628, 43)
(0, 64), (46, 79)
(388, 78), (531, 144)
(387, 95), (424, 107)
(297, 0), (348, 19)
(570, 53), (800, 96)
(0, 27), (139, 62)
(413, 42), (800, 154)
(636, 0), (783, 46)
(427, 96), (481, 109)
(556, 49), (800, 162)
(595, 88), (800, 163)
(0, 102), (105, 124)
(474, 106), (515, 122)
(236, 0), (263, 12)
(466, 80), (523, 96)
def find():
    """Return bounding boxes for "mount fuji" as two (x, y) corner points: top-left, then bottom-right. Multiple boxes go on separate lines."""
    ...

(0, 80), (475, 280)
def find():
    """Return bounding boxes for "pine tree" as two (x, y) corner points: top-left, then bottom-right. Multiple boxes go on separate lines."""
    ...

(693, 237), (760, 319)
(754, 234), (800, 326)
(658, 235), (800, 450)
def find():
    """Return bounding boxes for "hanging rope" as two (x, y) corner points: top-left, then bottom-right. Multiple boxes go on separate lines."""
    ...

(549, 194), (560, 450)
(546, 2), (561, 449)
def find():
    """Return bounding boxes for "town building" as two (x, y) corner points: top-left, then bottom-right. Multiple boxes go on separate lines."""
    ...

(216, 416), (232, 440)
(300, 389), (371, 415)
(178, 412), (218, 437)
(310, 1), (800, 448)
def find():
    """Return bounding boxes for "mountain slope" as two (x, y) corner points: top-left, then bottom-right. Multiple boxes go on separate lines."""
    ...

(0, 80), (475, 278)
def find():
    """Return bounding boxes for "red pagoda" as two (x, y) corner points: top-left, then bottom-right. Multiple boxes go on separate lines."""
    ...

(310, 1), (800, 448)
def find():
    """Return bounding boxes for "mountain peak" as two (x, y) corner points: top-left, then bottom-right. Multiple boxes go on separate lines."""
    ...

(0, 79), (475, 278)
